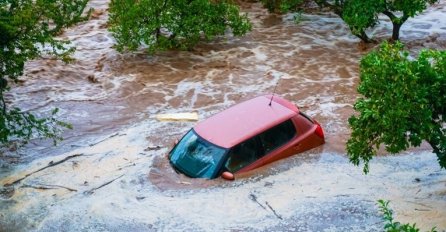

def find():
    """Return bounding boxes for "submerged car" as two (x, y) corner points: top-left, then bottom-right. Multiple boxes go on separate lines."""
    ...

(168, 94), (325, 180)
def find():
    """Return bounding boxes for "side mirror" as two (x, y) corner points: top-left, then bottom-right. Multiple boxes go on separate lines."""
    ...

(221, 171), (235, 181)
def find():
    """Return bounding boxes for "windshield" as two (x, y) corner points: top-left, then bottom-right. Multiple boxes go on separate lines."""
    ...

(169, 129), (227, 179)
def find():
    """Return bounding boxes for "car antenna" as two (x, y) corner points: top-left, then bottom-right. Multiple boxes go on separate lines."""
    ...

(269, 75), (281, 106)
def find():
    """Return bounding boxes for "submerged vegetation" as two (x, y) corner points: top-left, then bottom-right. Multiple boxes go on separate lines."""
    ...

(348, 42), (446, 173)
(0, 0), (89, 145)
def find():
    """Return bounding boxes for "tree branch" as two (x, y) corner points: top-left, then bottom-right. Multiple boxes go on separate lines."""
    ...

(382, 10), (396, 21)
(4, 154), (84, 186)
(83, 174), (124, 195)
(22, 183), (77, 192)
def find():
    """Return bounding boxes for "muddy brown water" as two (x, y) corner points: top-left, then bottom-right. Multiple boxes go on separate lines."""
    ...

(1, 1), (446, 231)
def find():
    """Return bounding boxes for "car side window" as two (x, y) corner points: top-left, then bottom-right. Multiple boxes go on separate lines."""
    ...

(225, 137), (262, 173)
(259, 119), (296, 154)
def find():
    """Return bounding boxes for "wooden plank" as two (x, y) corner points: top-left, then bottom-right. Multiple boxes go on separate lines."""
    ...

(155, 112), (199, 122)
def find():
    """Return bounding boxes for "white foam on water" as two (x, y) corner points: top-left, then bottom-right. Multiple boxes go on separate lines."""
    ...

(1, 120), (445, 230)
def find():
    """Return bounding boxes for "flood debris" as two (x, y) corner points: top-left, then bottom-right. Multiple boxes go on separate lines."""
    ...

(21, 184), (77, 192)
(264, 181), (274, 187)
(178, 181), (191, 185)
(87, 74), (99, 83)
(249, 193), (283, 220)
(84, 174), (124, 195)
(0, 186), (15, 199)
(249, 193), (266, 210)
(97, 151), (115, 162)
(155, 112), (199, 122)
(116, 163), (136, 171)
(266, 201), (283, 220)
(144, 145), (162, 151)
(414, 208), (431, 211)
(89, 133), (124, 147)
(4, 153), (84, 187)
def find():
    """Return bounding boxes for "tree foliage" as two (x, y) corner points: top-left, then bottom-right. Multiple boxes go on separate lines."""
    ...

(108, 0), (252, 53)
(347, 42), (446, 173)
(0, 0), (89, 145)
(378, 200), (438, 232)
(313, 0), (438, 42)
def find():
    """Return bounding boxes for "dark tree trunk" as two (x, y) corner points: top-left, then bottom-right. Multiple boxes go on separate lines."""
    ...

(391, 22), (402, 41)
(383, 10), (408, 41)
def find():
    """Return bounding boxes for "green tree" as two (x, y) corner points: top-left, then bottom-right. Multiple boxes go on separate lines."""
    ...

(313, 0), (438, 42)
(0, 0), (90, 145)
(108, 0), (252, 53)
(347, 42), (446, 173)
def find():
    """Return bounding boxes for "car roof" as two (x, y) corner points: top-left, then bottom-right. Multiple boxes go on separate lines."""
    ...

(194, 95), (298, 149)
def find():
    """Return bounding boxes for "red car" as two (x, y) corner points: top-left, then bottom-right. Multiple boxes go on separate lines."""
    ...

(168, 95), (325, 180)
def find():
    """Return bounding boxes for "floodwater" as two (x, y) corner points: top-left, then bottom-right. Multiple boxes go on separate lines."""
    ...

(1, 0), (446, 231)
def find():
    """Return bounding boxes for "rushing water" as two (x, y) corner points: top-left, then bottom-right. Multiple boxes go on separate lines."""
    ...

(1, 1), (446, 231)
